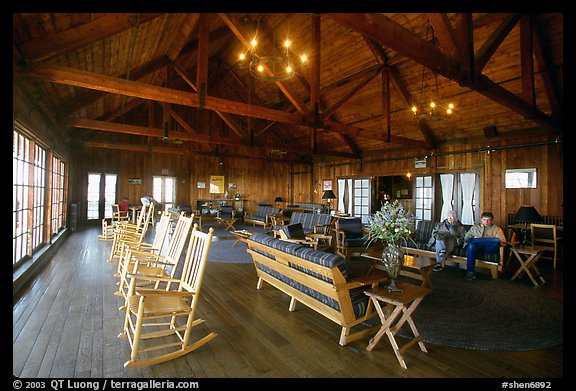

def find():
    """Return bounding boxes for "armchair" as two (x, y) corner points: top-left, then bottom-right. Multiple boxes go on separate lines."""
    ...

(334, 217), (371, 260)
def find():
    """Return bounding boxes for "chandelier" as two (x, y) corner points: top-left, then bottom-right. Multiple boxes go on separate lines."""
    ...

(238, 35), (308, 82)
(411, 22), (455, 123)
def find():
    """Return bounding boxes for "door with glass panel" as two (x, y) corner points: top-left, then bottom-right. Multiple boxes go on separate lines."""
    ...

(87, 173), (118, 220)
(153, 176), (176, 212)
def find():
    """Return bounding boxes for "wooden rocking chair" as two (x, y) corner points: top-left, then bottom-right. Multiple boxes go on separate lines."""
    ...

(106, 203), (155, 264)
(119, 225), (216, 367)
(115, 213), (194, 305)
(114, 211), (172, 280)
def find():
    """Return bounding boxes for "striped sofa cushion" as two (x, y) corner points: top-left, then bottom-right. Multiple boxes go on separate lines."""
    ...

(249, 234), (368, 317)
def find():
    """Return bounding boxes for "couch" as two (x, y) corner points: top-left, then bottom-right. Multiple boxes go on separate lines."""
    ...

(246, 233), (388, 346)
(402, 220), (504, 279)
(243, 205), (281, 228)
(283, 211), (334, 235)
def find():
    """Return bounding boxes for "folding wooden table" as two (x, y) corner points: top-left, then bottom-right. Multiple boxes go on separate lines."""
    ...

(508, 244), (547, 287)
(364, 281), (431, 369)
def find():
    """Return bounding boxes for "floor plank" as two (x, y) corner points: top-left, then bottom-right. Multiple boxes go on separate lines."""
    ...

(13, 224), (563, 379)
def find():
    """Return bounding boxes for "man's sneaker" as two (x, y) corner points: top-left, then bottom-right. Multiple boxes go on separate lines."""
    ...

(464, 272), (477, 281)
(433, 264), (443, 272)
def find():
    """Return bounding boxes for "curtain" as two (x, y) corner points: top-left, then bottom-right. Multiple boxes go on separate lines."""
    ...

(460, 173), (477, 225)
(337, 178), (352, 214)
(439, 174), (454, 222)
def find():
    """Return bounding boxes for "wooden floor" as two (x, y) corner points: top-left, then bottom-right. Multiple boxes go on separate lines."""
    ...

(13, 224), (563, 380)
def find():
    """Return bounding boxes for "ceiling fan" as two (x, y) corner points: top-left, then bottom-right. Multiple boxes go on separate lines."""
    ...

(162, 121), (184, 144)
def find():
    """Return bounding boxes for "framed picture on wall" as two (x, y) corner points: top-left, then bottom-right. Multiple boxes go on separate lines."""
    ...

(323, 180), (332, 191)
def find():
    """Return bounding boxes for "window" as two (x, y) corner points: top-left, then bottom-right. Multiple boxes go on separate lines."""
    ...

(153, 176), (176, 210)
(13, 130), (47, 265)
(414, 175), (433, 225)
(51, 156), (67, 235)
(505, 168), (537, 188)
(337, 177), (371, 224)
(436, 172), (479, 225)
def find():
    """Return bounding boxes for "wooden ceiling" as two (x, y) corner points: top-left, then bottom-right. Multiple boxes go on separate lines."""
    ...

(13, 13), (563, 162)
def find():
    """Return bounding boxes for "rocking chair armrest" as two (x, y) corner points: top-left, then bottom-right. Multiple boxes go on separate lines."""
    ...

(135, 289), (196, 298)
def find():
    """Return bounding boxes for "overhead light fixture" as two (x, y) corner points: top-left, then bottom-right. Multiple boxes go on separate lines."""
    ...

(238, 22), (307, 82)
(411, 21), (456, 123)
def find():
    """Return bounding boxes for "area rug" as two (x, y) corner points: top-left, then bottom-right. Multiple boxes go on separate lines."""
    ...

(390, 266), (563, 351)
(207, 224), (269, 264)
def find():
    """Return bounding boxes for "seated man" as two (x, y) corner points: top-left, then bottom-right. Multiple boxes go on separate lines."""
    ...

(427, 210), (467, 271)
(463, 211), (506, 281)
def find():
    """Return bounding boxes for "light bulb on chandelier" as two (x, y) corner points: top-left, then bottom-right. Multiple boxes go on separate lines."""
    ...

(237, 31), (308, 82)
(411, 20), (457, 123)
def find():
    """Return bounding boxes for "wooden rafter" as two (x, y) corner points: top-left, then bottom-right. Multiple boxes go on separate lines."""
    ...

(219, 13), (311, 117)
(328, 12), (561, 133)
(72, 118), (358, 159)
(17, 13), (163, 62)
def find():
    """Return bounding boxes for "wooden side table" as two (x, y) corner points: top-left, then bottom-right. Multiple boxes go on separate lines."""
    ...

(364, 281), (431, 369)
(364, 248), (435, 288)
(508, 244), (547, 287)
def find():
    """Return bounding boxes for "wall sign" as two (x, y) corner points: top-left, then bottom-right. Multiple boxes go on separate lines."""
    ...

(210, 176), (225, 194)
(128, 178), (142, 185)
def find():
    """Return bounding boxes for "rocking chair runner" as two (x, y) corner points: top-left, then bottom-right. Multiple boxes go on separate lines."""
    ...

(115, 213), (194, 305)
(119, 225), (216, 367)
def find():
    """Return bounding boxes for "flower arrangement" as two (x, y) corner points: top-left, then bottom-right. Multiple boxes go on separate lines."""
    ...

(366, 200), (416, 246)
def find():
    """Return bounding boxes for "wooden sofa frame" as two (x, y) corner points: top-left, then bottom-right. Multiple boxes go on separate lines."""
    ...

(244, 205), (280, 228)
(401, 245), (504, 279)
(246, 235), (388, 346)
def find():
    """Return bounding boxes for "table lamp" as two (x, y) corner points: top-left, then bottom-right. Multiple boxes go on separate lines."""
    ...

(274, 196), (283, 208)
(322, 190), (336, 213)
(513, 205), (542, 245)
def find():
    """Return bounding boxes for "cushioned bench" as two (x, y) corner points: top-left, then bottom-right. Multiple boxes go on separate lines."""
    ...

(285, 211), (334, 235)
(243, 205), (281, 228)
(402, 220), (504, 279)
(246, 233), (388, 346)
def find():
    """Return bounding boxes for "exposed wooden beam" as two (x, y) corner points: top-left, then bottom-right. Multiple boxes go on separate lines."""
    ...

(17, 13), (163, 62)
(532, 15), (562, 117)
(196, 13), (210, 106)
(328, 13), (560, 133)
(22, 63), (412, 143)
(74, 118), (358, 159)
(166, 13), (200, 61)
(475, 13), (521, 73)
(328, 13), (457, 77)
(428, 13), (462, 61)
(363, 37), (436, 146)
(170, 61), (245, 138)
(322, 65), (383, 120)
(520, 14), (535, 107)
(218, 13), (311, 117)
(84, 141), (188, 155)
(71, 118), (245, 146)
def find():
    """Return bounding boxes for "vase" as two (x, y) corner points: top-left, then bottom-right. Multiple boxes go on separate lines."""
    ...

(381, 243), (405, 292)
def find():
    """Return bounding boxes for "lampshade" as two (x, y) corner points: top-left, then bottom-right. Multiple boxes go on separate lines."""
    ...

(322, 190), (336, 200)
(274, 196), (283, 203)
(514, 205), (542, 224)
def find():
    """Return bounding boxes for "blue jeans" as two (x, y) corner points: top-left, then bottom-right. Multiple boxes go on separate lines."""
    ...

(466, 237), (501, 272)
(435, 240), (446, 263)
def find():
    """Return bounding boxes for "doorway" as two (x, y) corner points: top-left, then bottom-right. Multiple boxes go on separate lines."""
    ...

(87, 172), (118, 221)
